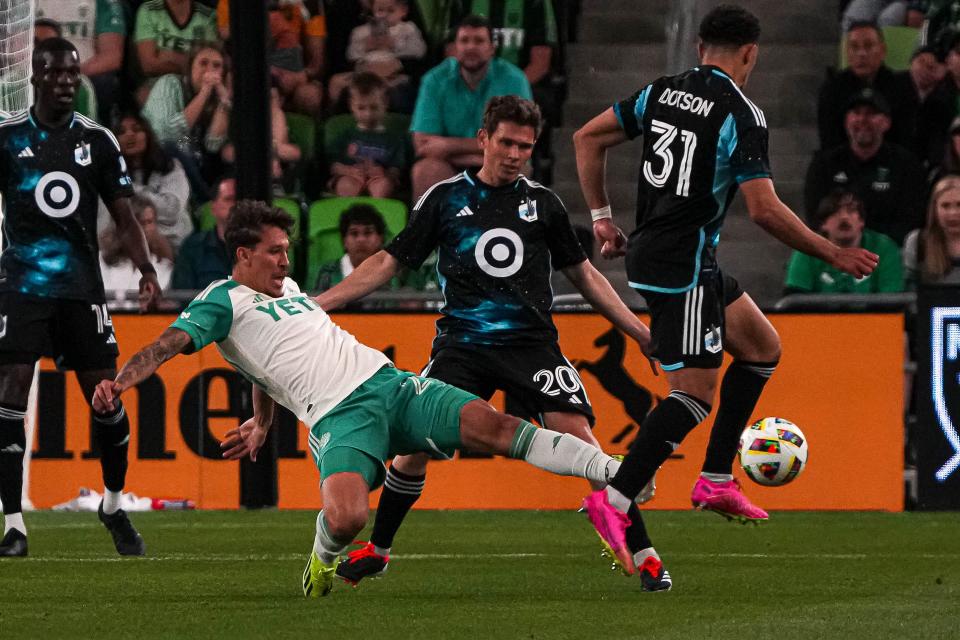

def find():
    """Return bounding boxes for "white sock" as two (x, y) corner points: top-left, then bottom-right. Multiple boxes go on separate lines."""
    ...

(3, 512), (26, 536)
(518, 428), (620, 485)
(313, 511), (349, 565)
(633, 546), (660, 566)
(373, 545), (390, 557)
(701, 472), (734, 483)
(102, 489), (123, 514)
(604, 485), (632, 513)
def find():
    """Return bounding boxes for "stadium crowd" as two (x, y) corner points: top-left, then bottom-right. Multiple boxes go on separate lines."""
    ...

(26, 0), (960, 304)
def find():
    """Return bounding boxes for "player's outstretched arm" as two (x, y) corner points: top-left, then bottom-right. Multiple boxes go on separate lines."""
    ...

(221, 386), (275, 461)
(573, 108), (631, 258)
(314, 249), (400, 310)
(740, 178), (879, 278)
(561, 260), (657, 375)
(92, 328), (192, 413)
(106, 196), (161, 311)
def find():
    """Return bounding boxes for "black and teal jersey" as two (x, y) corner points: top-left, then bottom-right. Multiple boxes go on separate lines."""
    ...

(386, 170), (586, 348)
(615, 65), (772, 293)
(0, 109), (133, 300)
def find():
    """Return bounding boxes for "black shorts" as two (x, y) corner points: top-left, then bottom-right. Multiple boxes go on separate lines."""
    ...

(641, 269), (744, 371)
(0, 292), (119, 371)
(422, 342), (595, 425)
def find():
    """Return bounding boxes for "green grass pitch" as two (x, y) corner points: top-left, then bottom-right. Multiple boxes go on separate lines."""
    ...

(0, 510), (957, 639)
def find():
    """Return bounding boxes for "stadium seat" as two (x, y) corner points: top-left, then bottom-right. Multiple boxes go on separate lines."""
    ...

(306, 197), (408, 288)
(285, 112), (316, 162)
(195, 197), (302, 233)
(838, 26), (919, 71)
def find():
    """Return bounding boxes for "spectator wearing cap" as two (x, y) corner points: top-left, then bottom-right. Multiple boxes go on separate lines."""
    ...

(817, 21), (911, 150)
(928, 116), (960, 185)
(805, 88), (926, 245)
(894, 44), (955, 167)
(785, 189), (903, 294)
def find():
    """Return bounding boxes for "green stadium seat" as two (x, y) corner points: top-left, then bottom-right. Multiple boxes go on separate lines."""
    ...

(306, 197), (408, 288)
(285, 112), (316, 162)
(195, 197), (301, 233)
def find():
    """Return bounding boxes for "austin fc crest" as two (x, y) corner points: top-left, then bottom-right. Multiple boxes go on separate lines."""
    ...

(932, 307), (960, 482)
(518, 198), (537, 222)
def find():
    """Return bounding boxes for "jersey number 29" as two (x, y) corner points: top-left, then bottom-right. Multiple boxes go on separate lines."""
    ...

(643, 119), (697, 197)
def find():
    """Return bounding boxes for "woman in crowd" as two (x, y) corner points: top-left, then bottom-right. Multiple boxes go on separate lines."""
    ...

(904, 175), (960, 288)
(100, 194), (175, 307)
(141, 44), (230, 201)
(113, 112), (193, 250)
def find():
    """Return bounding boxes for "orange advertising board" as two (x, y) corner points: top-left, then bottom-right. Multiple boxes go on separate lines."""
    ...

(29, 313), (904, 511)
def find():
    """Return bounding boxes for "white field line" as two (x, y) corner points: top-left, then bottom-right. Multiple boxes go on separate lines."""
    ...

(7, 552), (960, 563)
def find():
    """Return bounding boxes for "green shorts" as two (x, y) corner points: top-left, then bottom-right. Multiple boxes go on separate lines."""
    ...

(308, 366), (478, 489)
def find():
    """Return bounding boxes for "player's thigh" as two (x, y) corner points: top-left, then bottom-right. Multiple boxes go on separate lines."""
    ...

(663, 366), (718, 405)
(495, 343), (595, 427)
(51, 299), (119, 373)
(0, 292), (52, 404)
(644, 275), (726, 373)
(388, 369), (480, 459)
(421, 346), (496, 401)
(723, 292), (781, 362)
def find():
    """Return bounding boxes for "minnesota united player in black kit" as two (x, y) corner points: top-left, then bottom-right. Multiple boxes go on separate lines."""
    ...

(0, 38), (160, 557)
(575, 5), (878, 575)
(317, 95), (673, 591)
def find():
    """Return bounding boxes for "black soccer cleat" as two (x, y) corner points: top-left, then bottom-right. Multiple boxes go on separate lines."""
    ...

(638, 555), (673, 592)
(335, 541), (389, 585)
(0, 528), (28, 557)
(98, 502), (146, 556)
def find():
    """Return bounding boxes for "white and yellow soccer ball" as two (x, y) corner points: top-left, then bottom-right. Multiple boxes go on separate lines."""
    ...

(738, 417), (808, 486)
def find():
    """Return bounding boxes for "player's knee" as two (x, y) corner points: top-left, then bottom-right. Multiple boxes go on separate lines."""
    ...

(324, 502), (367, 539)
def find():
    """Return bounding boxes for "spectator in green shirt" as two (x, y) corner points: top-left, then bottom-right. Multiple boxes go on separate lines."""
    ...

(134, 0), (218, 95)
(785, 190), (904, 294)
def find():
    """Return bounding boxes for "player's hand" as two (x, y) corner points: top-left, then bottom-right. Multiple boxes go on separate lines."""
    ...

(635, 325), (659, 376)
(92, 379), (122, 413)
(139, 272), (161, 312)
(593, 219), (627, 259)
(221, 418), (269, 461)
(830, 247), (879, 278)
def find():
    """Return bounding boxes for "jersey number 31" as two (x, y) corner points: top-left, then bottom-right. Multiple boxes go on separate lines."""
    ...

(643, 119), (697, 197)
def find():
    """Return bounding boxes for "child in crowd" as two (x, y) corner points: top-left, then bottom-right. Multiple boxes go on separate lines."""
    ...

(326, 72), (408, 198)
(328, 0), (426, 111)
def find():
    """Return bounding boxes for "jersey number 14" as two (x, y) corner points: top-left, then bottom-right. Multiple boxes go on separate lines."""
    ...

(643, 119), (697, 197)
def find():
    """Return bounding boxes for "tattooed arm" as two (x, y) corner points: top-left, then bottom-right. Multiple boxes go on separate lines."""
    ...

(92, 328), (193, 412)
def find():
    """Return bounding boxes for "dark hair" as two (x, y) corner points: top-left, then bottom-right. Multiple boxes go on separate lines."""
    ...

(339, 204), (386, 238)
(349, 71), (388, 98)
(482, 95), (542, 138)
(698, 5), (760, 48)
(846, 20), (884, 40)
(31, 37), (78, 73)
(456, 14), (493, 42)
(211, 174), (236, 202)
(225, 200), (295, 263)
(34, 17), (63, 37)
(815, 189), (864, 228)
(112, 111), (174, 183)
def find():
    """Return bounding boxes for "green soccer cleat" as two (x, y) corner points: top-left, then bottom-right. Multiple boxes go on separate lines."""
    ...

(302, 551), (340, 597)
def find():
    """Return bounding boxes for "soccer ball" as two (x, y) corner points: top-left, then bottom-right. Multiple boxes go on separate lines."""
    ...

(738, 417), (808, 486)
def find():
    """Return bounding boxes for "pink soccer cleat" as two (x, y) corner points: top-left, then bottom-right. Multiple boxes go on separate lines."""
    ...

(691, 476), (769, 524)
(582, 490), (635, 574)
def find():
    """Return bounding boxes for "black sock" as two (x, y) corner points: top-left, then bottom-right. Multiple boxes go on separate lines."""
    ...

(610, 391), (711, 500)
(701, 361), (777, 475)
(369, 466), (425, 551)
(0, 403), (27, 515)
(625, 502), (652, 553)
(93, 403), (130, 492)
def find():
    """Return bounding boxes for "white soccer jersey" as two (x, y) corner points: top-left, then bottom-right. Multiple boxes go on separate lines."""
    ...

(171, 278), (391, 425)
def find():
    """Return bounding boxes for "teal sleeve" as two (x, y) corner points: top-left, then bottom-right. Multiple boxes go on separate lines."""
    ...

(514, 69), (533, 99)
(410, 72), (443, 134)
(784, 251), (816, 293)
(169, 289), (233, 350)
(96, 0), (126, 35)
(142, 75), (187, 144)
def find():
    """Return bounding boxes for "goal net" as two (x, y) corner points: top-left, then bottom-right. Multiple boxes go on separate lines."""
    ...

(0, 0), (33, 116)
(0, 0), (33, 512)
